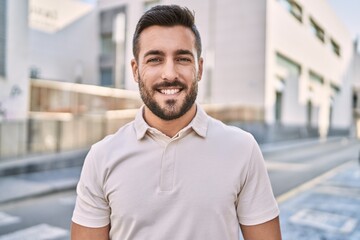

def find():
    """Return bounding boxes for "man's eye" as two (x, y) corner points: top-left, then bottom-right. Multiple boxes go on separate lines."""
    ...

(147, 58), (161, 63)
(177, 57), (191, 63)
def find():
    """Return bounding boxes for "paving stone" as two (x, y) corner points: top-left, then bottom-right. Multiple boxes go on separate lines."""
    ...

(280, 162), (360, 240)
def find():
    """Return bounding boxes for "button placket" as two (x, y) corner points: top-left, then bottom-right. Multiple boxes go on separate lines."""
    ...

(159, 141), (177, 192)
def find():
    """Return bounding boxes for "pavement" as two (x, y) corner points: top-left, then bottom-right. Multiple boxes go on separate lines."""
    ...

(0, 148), (88, 204)
(0, 139), (360, 239)
(277, 160), (360, 240)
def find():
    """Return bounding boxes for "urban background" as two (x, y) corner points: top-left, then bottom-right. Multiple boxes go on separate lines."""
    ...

(0, 0), (360, 239)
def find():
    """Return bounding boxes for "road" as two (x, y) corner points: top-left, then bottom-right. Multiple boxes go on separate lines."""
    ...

(263, 137), (360, 196)
(0, 190), (75, 239)
(0, 137), (359, 239)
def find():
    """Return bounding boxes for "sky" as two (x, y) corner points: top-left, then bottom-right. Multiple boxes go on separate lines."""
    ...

(327, 0), (360, 45)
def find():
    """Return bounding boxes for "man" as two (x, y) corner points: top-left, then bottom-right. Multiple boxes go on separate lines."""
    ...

(71, 5), (281, 240)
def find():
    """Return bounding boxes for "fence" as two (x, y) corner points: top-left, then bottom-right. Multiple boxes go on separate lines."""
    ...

(0, 104), (265, 160)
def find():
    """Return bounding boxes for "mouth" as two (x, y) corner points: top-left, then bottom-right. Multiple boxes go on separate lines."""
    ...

(154, 81), (186, 96)
(158, 88), (182, 95)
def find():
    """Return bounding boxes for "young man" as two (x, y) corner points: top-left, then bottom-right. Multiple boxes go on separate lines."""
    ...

(71, 5), (281, 240)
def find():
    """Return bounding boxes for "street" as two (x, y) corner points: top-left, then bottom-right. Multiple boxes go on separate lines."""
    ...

(263, 137), (360, 196)
(0, 137), (359, 239)
(0, 191), (75, 239)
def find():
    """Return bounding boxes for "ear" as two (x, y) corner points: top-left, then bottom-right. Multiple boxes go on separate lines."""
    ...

(131, 59), (139, 82)
(197, 57), (204, 81)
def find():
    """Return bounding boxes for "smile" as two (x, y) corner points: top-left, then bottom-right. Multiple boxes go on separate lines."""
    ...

(160, 88), (181, 95)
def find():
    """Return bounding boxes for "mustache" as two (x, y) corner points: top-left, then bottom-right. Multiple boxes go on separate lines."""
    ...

(153, 80), (187, 89)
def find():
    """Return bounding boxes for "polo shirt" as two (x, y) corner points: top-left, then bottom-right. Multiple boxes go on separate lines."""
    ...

(72, 104), (279, 239)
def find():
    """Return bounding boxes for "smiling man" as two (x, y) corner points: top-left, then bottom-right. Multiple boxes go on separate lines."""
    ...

(71, 5), (281, 240)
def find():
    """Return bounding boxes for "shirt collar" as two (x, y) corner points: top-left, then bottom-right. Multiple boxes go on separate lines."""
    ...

(134, 103), (209, 140)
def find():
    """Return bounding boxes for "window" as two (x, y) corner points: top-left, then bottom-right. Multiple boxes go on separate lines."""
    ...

(310, 18), (325, 43)
(100, 68), (113, 87)
(307, 100), (313, 127)
(278, 0), (303, 23)
(100, 33), (115, 55)
(276, 53), (301, 77)
(353, 92), (358, 108)
(30, 66), (41, 79)
(330, 39), (341, 57)
(99, 7), (125, 54)
(0, 0), (6, 77)
(330, 83), (340, 93)
(309, 70), (324, 84)
(274, 77), (285, 123)
(275, 91), (283, 123)
(99, 7), (126, 88)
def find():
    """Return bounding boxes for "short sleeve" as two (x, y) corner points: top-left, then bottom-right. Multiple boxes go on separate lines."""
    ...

(236, 139), (280, 225)
(72, 146), (110, 227)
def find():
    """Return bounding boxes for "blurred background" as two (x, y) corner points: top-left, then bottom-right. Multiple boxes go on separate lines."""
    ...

(0, 0), (360, 239)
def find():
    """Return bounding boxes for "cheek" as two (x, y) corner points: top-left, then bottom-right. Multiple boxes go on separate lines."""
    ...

(139, 67), (160, 82)
(177, 64), (197, 76)
(183, 67), (198, 81)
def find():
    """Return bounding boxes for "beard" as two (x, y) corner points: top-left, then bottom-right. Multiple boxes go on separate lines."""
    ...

(138, 78), (198, 121)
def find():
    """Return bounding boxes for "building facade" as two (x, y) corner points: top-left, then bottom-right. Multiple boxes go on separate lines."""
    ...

(25, 0), (357, 140)
(0, 0), (29, 121)
(268, 0), (353, 135)
(28, 0), (99, 85)
(0, 0), (29, 157)
(96, 0), (355, 138)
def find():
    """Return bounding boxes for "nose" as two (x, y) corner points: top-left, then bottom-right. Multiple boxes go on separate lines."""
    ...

(161, 60), (178, 81)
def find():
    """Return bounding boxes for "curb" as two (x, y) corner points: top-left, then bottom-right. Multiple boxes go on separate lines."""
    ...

(0, 182), (78, 206)
(0, 148), (89, 177)
(276, 160), (354, 204)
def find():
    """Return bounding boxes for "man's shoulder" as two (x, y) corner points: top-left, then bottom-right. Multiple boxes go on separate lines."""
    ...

(92, 120), (136, 150)
(208, 117), (254, 139)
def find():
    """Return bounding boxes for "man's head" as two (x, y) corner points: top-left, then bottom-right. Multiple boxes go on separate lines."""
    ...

(132, 5), (202, 61)
(131, 5), (203, 122)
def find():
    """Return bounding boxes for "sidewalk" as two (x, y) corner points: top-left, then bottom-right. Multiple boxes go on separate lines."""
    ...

(278, 160), (360, 240)
(0, 149), (88, 204)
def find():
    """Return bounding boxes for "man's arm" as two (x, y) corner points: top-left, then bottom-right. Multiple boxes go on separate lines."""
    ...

(71, 222), (110, 240)
(240, 216), (282, 240)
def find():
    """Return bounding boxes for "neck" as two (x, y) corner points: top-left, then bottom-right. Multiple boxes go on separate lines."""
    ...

(143, 104), (197, 138)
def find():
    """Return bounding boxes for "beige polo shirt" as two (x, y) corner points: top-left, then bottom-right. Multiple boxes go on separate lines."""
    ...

(72, 104), (279, 239)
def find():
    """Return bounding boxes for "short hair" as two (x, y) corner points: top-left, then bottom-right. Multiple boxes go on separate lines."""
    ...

(132, 5), (202, 60)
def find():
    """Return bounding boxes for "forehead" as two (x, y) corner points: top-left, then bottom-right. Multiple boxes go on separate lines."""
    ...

(138, 25), (197, 57)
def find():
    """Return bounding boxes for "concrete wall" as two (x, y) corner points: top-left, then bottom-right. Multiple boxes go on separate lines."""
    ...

(266, 0), (354, 129)
(0, 0), (29, 121)
(28, 10), (99, 85)
(0, 121), (27, 158)
(211, 0), (267, 107)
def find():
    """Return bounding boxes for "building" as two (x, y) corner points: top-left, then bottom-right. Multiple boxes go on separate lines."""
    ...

(0, 0), (29, 157)
(351, 41), (360, 137)
(95, 0), (355, 140)
(28, 0), (98, 85)
(265, 0), (353, 138)
(0, 0), (29, 121)
(23, 0), (358, 141)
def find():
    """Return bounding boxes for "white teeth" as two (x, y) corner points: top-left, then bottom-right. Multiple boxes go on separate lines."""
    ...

(160, 89), (180, 95)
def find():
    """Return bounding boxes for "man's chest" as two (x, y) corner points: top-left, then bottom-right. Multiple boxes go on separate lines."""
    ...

(103, 143), (244, 223)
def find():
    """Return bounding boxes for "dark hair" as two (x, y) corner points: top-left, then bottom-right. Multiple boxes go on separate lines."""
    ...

(132, 5), (202, 60)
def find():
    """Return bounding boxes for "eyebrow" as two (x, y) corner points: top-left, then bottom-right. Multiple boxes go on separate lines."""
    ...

(143, 50), (164, 58)
(143, 49), (195, 58)
(175, 49), (194, 58)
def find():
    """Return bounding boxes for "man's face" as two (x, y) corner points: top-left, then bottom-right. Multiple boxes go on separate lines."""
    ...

(131, 25), (203, 121)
